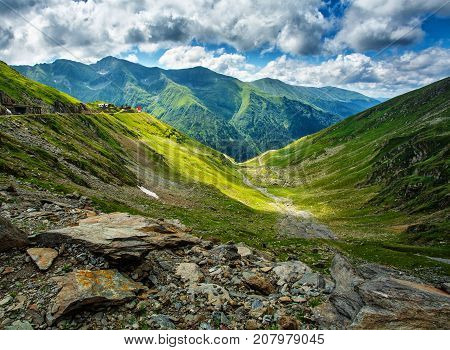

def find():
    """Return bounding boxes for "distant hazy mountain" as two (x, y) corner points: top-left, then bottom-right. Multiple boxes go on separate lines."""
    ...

(251, 78), (381, 118)
(15, 57), (380, 161)
(373, 97), (390, 103)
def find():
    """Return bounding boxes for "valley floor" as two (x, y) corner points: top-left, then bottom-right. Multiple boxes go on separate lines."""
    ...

(239, 164), (450, 284)
(241, 171), (336, 239)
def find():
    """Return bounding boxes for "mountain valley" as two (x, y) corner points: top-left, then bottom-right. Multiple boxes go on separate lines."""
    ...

(15, 57), (380, 161)
(0, 61), (449, 330)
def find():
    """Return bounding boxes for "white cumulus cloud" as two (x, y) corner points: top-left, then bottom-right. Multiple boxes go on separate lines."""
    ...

(159, 45), (258, 80)
(0, 0), (332, 64)
(255, 47), (450, 96)
(328, 0), (450, 52)
(0, 0), (449, 96)
(124, 53), (139, 63)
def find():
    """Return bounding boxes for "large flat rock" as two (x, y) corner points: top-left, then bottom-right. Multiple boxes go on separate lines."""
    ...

(32, 213), (201, 261)
(351, 277), (450, 329)
(315, 254), (450, 329)
(48, 269), (146, 323)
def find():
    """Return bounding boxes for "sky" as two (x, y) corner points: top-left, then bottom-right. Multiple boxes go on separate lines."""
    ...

(0, 0), (449, 97)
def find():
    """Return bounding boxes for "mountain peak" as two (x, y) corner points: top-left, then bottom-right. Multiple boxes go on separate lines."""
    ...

(96, 56), (120, 63)
(190, 66), (212, 71)
(254, 77), (286, 84)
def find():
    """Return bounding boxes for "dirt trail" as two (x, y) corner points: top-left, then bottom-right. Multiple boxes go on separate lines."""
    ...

(241, 172), (336, 240)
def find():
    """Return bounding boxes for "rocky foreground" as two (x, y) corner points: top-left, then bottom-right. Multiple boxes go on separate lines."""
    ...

(0, 185), (449, 330)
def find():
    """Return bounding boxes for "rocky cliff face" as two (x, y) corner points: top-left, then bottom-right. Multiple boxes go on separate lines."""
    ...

(366, 136), (449, 212)
(0, 184), (448, 330)
(51, 100), (89, 114)
(315, 254), (450, 329)
(0, 89), (88, 115)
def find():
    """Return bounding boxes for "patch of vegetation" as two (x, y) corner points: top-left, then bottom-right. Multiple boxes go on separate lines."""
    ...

(0, 107), (280, 255)
(62, 264), (72, 273)
(307, 297), (322, 308)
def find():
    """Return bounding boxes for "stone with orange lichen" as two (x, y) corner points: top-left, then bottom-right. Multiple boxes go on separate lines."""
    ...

(32, 213), (200, 262)
(47, 269), (146, 323)
(27, 247), (58, 271)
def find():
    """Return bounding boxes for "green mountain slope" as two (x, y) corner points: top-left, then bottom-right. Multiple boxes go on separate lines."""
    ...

(14, 57), (377, 161)
(2, 61), (448, 280)
(0, 61), (86, 113)
(242, 78), (449, 273)
(251, 78), (379, 118)
(0, 111), (285, 243)
(0, 63), (284, 247)
(145, 78), (255, 157)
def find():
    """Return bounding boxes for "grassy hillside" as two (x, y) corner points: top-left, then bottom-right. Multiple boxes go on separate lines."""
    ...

(15, 57), (375, 161)
(230, 88), (340, 154)
(145, 79), (256, 158)
(0, 110), (288, 247)
(0, 61), (81, 109)
(0, 58), (284, 248)
(3, 62), (314, 259)
(242, 78), (450, 277)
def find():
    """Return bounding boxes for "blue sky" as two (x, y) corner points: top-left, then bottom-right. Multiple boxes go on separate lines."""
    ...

(0, 0), (449, 97)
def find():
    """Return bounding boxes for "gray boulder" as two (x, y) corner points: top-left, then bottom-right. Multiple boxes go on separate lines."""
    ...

(351, 277), (450, 329)
(211, 244), (241, 261)
(32, 213), (200, 262)
(328, 254), (364, 321)
(295, 272), (326, 289)
(315, 253), (450, 329)
(0, 216), (29, 252)
(175, 262), (204, 284)
(273, 260), (312, 286)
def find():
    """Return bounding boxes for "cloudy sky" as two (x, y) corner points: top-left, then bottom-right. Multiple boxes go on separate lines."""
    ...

(0, 0), (449, 97)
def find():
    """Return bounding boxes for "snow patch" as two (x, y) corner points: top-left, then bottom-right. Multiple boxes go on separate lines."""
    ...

(138, 186), (159, 199)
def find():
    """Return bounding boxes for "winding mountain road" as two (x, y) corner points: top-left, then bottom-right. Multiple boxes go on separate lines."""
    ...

(240, 170), (336, 240)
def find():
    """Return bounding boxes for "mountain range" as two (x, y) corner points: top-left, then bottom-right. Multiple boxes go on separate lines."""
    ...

(14, 57), (380, 161)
